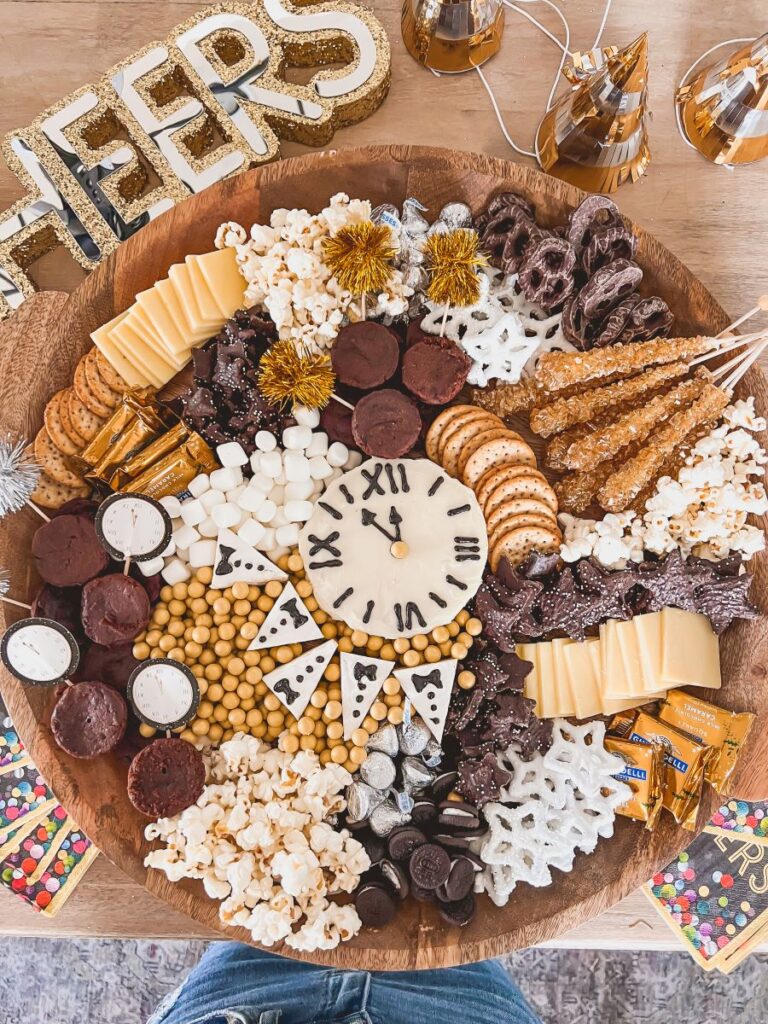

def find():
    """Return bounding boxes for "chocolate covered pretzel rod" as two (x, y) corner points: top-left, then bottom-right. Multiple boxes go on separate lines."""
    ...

(563, 374), (710, 472)
(535, 335), (715, 391)
(597, 383), (730, 511)
(530, 360), (689, 437)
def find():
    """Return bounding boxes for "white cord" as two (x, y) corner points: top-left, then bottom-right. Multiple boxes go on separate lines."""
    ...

(591, 0), (613, 50)
(475, 64), (538, 157)
(674, 36), (754, 154)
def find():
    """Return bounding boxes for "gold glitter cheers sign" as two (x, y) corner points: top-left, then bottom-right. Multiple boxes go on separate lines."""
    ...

(0, 0), (390, 319)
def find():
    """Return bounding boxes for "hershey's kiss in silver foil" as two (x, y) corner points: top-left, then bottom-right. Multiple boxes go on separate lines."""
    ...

(369, 800), (411, 837)
(366, 723), (399, 758)
(423, 739), (444, 767)
(360, 750), (397, 791)
(346, 781), (386, 822)
(438, 202), (474, 231)
(401, 203), (429, 235)
(401, 756), (435, 793)
(398, 718), (431, 756)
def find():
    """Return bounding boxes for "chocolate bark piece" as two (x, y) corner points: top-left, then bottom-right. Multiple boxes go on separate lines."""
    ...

(32, 514), (109, 587)
(51, 681), (127, 758)
(81, 574), (151, 646)
(402, 336), (471, 405)
(331, 322), (400, 390)
(355, 882), (397, 927)
(351, 389), (422, 458)
(127, 738), (206, 818)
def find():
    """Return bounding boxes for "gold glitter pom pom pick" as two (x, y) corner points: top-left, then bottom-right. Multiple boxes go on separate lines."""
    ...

(537, 33), (651, 194)
(423, 228), (488, 335)
(323, 221), (397, 319)
(676, 33), (768, 167)
(257, 341), (353, 414)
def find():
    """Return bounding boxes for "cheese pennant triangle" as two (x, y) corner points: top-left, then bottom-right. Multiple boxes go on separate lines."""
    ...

(262, 640), (338, 718)
(210, 528), (288, 589)
(340, 652), (396, 740)
(394, 660), (458, 743)
(247, 581), (323, 650)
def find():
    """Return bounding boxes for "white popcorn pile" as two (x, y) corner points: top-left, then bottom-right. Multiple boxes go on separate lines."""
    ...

(145, 407), (362, 584)
(145, 735), (370, 952)
(420, 267), (575, 386)
(559, 398), (768, 567)
(216, 193), (411, 352)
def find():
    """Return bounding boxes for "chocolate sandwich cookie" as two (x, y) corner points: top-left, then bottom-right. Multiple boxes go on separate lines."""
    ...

(411, 799), (438, 826)
(351, 389), (421, 458)
(387, 825), (426, 861)
(438, 800), (481, 830)
(355, 882), (396, 927)
(409, 843), (451, 890)
(51, 681), (127, 759)
(402, 336), (471, 405)
(380, 858), (410, 900)
(433, 832), (472, 851)
(410, 880), (437, 902)
(81, 575), (151, 646)
(127, 738), (206, 818)
(438, 892), (476, 927)
(32, 514), (109, 587)
(361, 833), (387, 866)
(331, 322), (400, 389)
(442, 857), (475, 901)
(431, 771), (459, 802)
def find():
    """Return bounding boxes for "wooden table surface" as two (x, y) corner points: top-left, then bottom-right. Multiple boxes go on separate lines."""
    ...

(1, 0), (768, 954)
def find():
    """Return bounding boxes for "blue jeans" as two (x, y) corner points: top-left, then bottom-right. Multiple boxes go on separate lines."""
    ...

(148, 942), (540, 1024)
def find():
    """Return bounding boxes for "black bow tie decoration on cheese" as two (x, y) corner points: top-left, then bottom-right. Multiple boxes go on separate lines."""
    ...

(394, 660), (458, 743)
(210, 527), (287, 589)
(247, 581), (323, 651)
(340, 652), (397, 740)
(262, 639), (338, 718)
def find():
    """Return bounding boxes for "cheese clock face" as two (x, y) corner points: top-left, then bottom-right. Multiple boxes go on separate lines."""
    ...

(0, 617), (79, 686)
(298, 458), (487, 638)
(127, 659), (200, 730)
(95, 493), (172, 562)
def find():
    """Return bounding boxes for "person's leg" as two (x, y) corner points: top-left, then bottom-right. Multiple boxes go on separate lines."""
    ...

(364, 959), (540, 1024)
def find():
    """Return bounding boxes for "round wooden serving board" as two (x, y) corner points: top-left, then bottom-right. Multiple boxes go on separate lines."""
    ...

(1, 147), (767, 969)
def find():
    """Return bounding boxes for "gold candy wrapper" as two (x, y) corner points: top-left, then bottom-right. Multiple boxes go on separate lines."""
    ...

(605, 735), (665, 830)
(114, 421), (190, 488)
(124, 432), (216, 499)
(81, 389), (169, 483)
(659, 691), (755, 795)
(627, 711), (717, 831)
(607, 710), (637, 738)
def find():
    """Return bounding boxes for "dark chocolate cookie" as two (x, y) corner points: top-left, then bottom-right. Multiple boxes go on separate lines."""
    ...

(351, 389), (421, 458)
(409, 843), (451, 890)
(32, 514), (109, 587)
(127, 738), (206, 818)
(355, 882), (396, 927)
(51, 681), (127, 759)
(331, 322), (400, 390)
(401, 336), (471, 405)
(81, 574), (151, 646)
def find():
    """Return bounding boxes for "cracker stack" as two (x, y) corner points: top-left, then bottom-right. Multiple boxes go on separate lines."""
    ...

(32, 350), (128, 508)
(425, 404), (561, 571)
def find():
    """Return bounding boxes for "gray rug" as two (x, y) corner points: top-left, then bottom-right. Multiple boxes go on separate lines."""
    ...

(0, 938), (765, 1023)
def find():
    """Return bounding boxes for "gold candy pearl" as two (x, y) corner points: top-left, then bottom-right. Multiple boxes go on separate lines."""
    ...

(458, 670), (476, 690)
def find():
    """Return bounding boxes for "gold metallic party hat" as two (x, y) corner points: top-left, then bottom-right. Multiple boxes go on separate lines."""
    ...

(537, 33), (651, 193)
(676, 32), (768, 166)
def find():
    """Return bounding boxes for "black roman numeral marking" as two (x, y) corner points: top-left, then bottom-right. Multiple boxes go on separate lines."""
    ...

(339, 484), (354, 505)
(446, 574), (467, 590)
(394, 603), (404, 633)
(429, 592), (447, 608)
(404, 602), (426, 630)
(398, 463), (410, 492)
(309, 560), (343, 569)
(454, 536), (481, 562)
(385, 463), (398, 494)
(448, 503), (471, 516)
(318, 501), (342, 520)
(308, 532), (341, 558)
(361, 464), (385, 499)
(362, 600), (375, 625)
(333, 587), (354, 609)
(428, 476), (445, 497)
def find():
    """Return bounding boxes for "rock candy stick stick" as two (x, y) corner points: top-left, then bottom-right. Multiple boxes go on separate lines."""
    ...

(470, 378), (543, 417)
(530, 361), (689, 437)
(555, 463), (616, 514)
(563, 375), (710, 472)
(597, 384), (730, 512)
(544, 416), (617, 471)
(536, 336), (715, 391)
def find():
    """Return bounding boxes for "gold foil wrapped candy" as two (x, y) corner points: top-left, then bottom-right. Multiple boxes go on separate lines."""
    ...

(401, 0), (504, 73)
(676, 33), (768, 166)
(537, 33), (651, 194)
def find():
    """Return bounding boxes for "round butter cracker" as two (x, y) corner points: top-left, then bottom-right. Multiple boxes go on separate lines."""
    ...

(74, 357), (113, 419)
(84, 349), (120, 410)
(33, 427), (86, 489)
(93, 349), (129, 394)
(66, 390), (106, 442)
(425, 405), (478, 463)
(490, 524), (561, 572)
(44, 390), (81, 457)
(31, 471), (90, 510)
(486, 497), (558, 538)
(461, 436), (537, 488)
(485, 474), (558, 516)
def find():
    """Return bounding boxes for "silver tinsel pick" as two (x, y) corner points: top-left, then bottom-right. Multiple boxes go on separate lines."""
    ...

(0, 567), (9, 598)
(0, 434), (40, 517)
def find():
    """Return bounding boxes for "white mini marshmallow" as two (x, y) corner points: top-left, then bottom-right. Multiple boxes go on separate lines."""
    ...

(284, 500), (314, 523)
(198, 517), (220, 538)
(255, 527), (276, 551)
(216, 441), (248, 468)
(237, 519), (266, 546)
(305, 432), (329, 458)
(260, 450), (283, 478)
(255, 499), (277, 523)
(162, 558), (191, 585)
(159, 537), (176, 558)
(173, 523), (201, 549)
(188, 473), (211, 498)
(275, 524), (300, 547)
(255, 430), (277, 452)
(271, 506), (289, 530)
(308, 456), (333, 480)
(344, 450), (363, 469)
(269, 485), (285, 506)
(273, 471), (287, 486)
(284, 451), (311, 482)
(159, 495), (182, 518)
(189, 539), (218, 568)
(282, 425), (313, 451)
(139, 555), (165, 576)
(326, 442), (349, 468)
(210, 466), (243, 492)
(200, 489), (227, 512)
(249, 473), (273, 494)
(226, 484), (246, 503)
(293, 405), (321, 429)
(180, 499), (205, 527)
(212, 503), (242, 529)
(284, 480), (314, 502)
(237, 488), (267, 514)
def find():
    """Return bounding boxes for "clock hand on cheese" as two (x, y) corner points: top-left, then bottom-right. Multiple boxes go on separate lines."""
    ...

(299, 459), (488, 638)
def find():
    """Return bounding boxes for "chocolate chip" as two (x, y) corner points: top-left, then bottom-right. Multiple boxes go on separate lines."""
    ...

(409, 843), (451, 890)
